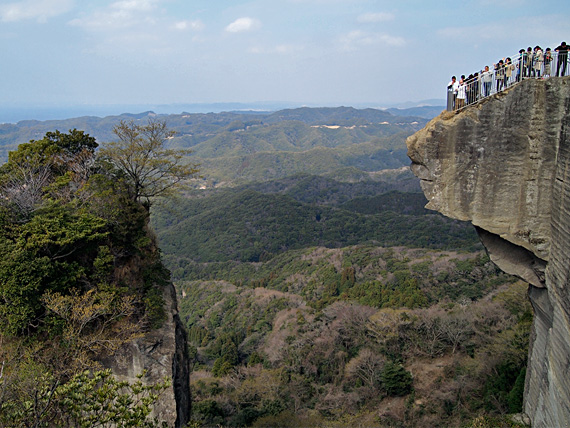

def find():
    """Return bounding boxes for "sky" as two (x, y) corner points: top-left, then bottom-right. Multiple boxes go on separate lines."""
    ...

(1, 0), (569, 120)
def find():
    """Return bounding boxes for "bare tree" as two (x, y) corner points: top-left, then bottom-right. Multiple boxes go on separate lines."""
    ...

(99, 119), (200, 208)
(0, 164), (52, 218)
(344, 348), (385, 388)
(416, 309), (447, 357)
(441, 313), (473, 354)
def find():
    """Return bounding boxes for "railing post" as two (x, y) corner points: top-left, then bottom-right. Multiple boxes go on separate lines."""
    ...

(446, 81), (455, 111)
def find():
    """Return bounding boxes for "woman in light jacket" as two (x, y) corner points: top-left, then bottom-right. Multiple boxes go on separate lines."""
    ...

(505, 57), (514, 87)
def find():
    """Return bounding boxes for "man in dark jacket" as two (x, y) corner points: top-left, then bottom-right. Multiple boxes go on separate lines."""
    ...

(555, 42), (569, 77)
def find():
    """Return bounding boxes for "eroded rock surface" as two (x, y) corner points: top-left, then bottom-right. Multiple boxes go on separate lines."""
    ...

(101, 283), (190, 427)
(407, 77), (570, 427)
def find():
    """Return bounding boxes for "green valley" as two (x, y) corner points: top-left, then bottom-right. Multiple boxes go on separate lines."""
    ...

(0, 107), (529, 428)
(144, 108), (527, 427)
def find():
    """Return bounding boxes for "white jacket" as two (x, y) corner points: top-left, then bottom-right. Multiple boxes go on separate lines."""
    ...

(448, 80), (459, 93)
(456, 82), (467, 99)
(481, 70), (493, 83)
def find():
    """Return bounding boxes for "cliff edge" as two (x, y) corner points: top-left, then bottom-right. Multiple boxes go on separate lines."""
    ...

(101, 281), (190, 427)
(407, 77), (570, 427)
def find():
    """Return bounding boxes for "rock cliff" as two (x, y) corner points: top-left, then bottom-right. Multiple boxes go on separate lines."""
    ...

(103, 282), (190, 427)
(94, 232), (190, 427)
(407, 77), (570, 427)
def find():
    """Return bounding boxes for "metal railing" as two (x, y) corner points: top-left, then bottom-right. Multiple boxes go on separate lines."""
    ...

(447, 50), (569, 111)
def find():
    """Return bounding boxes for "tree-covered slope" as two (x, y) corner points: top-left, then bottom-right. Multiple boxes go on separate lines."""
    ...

(153, 185), (479, 263)
(262, 106), (424, 125)
(195, 145), (411, 186)
(174, 244), (529, 428)
(244, 171), (422, 205)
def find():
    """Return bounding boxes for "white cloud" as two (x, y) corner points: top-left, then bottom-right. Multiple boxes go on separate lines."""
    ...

(378, 34), (405, 47)
(68, 0), (161, 30)
(225, 17), (260, 33)
(0, 0), (74, 23)
(248, 44), (303, 54)
(357, 12), (395, 23)
(339, 30), (405, 51)
(110, 0), (157, 12)
(172, 19), (204, 31)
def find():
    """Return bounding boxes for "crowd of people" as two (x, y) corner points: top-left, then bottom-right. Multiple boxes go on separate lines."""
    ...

(447, 41), (569, 111)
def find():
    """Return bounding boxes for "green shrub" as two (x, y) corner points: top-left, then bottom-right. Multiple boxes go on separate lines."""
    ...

(381, 362), (413, 396)
(192, 399), (225, 426)
(507, 367), (526, 413)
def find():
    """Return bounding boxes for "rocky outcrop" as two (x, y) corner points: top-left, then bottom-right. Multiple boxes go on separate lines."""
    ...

(101, 282), (190, 427)
(407, 77), (570, 427)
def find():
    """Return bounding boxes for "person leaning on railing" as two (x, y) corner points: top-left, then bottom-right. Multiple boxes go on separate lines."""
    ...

(555, 42), (568, 77)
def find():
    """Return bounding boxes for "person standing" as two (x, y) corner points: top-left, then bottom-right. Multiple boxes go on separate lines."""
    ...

(481, 66), (493, 97)
(466, 74), (474, 105)
(447, 76), (459, 111)
(473, 72), (480, 100)
(455, 76), (467, 110)
(505, 58), (514, 87)
(544, 48), (553, 78)
(517, 49), (525, 82)
(495, 60), (505, 92)
(526, 47), (533, 78)
(555, 42), (569, 77)
(534, 46), (544, 78)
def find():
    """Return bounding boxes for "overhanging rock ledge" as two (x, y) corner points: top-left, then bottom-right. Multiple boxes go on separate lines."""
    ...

(406, 77), (570, 428)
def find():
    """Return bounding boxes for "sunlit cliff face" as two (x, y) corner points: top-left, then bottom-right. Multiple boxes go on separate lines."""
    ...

(407, 77), (570, 428)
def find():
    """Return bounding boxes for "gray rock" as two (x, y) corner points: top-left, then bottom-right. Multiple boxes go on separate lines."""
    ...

(407, 77), (570, 428)
(100, 282), (190, 427)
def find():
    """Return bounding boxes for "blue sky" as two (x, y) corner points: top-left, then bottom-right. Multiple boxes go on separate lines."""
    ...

(1, 0), (569, 118)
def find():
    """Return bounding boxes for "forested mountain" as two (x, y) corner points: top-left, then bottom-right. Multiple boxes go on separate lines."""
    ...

(0, 107), (428, 186)
(386, 106), (445, 119)
(0, 107), (426, 154)
(166, 240), (529, 428)
(153, 183), (478, 263)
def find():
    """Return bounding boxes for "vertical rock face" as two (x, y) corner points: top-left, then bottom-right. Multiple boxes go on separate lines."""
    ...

(407, 77), (570, 427)
(102, 282), (190, 427)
